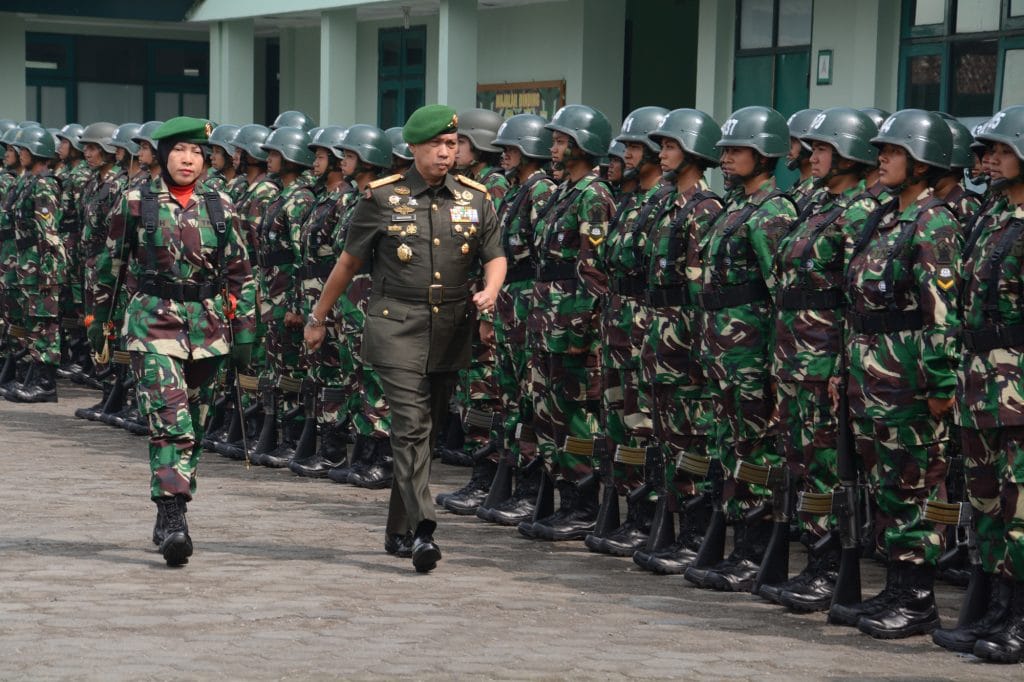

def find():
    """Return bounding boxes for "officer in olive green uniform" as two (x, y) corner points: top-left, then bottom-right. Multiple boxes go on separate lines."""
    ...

(306, 105), (506, 573)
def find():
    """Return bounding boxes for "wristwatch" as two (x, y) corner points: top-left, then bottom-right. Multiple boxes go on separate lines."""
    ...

(306, 311), (325, 328)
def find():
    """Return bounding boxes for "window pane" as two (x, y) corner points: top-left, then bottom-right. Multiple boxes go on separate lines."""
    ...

(154, 92), (180, 120)
(740, 0), (774, 49)
(152, 46), (208, 81)
(955, 0), (1000, 32)
(78, 82), (143, 123)
(404, 86), (424, 121)
(26, 86), (38, 121)
(76, 36), (145, 83)
(914, 0), (945, 25)
(1013, 0), (1024, 16)
(404, 30), (426, 70)
(1002, 49), (1024, 108)
(733, 54), (774, 109)
(380, 31), (401, 71)
(40, 86), (66, 128)
(950, 40), (997, 116)
(778, 0), (812, 46)
(183, 93), (207, 118)
(26, 36), (70, 74)
(379, 86), (399, 129)
(906, 54), (942, 110)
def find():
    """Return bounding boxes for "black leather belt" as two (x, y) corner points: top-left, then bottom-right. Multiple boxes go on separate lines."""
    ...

(139, 279), (219, 302)
(962, 323), (1024, 352)
(847, 309), (923, 334)
(536, 262), (576, 282)
(777, 287), (843, 311)
(505, 260), (535, 283)
(381, 281), (468, 304)
(302, 262), (334, 279)
(698, 281), (769, 311)
(261, 250), (293, 267)
(609, 276), (646, 298)
(645, 286), (691, 307)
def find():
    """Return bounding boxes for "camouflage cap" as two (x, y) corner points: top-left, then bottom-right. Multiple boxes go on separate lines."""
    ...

(403, 104), (458, 145)
(152, 116), (213, 144)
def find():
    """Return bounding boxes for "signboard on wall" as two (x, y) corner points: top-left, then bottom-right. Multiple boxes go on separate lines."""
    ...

(476, 80), (566, 119)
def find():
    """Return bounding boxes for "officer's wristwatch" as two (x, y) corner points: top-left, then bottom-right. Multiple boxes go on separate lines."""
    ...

(306, 311), (325, 329)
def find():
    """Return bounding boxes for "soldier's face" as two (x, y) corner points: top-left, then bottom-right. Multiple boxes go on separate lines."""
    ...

(233, 148), (243, 169)
(165, 141), (204, 185)
(877, 144), (908, 186)
(500, 146), (521, 172)
(623, 142), (647, 170)
(809, 142), (834, 179)
(456, 136), (476, 167)
(551, 132), (571, 163)
(409, 132), (457, 183)
(58, 139), (70, 161)
(607, 157), (624, 183)
(138, 142), (155, 168)
(83, 142), (103, 168)
(115, 148), (127, 165)
(312, 148), (330, 176)
(4, 146), (16, 167)
(341, 149), (358, 177)
(267, 150), (283, 174)
(659, 139), (684, 173)
(719, 146), (756, 178)
(211, 146), (228, 171)
(17, 148), (31, 168)
(787, 137), (804, 164)
(989, 142), (1021, 185)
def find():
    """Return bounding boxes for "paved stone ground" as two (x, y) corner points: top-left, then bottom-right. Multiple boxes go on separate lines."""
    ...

(1, 381), (1021, 680)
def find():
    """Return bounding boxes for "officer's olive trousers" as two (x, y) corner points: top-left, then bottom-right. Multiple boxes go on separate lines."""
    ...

(377, 366), (457, 537)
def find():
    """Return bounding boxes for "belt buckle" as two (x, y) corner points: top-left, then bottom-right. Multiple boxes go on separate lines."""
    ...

(428, 284), (444, 305)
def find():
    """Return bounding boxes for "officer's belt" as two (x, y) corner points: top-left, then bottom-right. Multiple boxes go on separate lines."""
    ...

(381, 281), (468, 304)
(962, 323), (1024, 353)
(777, 287), (843, 311)
(698, 281), (769, 311)
(301, 262), (334, 280)
(609, 275), (646, 298)
(139, 278), (218, 303)
(505, 260), (535, 283)
(847, 309), (923, 334)
(14, 236), (37, 250)
(261, 250), (293, 268)
(536, 262), (577, 282)
(645, 285), (690, 307)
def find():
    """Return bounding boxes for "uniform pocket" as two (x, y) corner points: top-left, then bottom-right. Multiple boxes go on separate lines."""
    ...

(368, 297), (410, 322)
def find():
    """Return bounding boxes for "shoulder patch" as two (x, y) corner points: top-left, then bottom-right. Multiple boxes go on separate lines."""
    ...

(368, 173), (404, 190)
(455, 174), (487, 193)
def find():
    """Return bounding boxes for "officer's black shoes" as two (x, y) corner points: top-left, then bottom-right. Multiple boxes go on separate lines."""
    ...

(385, 532), (414, 558)
(777, 544), (841, 612)
(974, 580), (1024, 663)
(934, 575), (1011, 653)
(155, 495), (193, 567)
(440, 458), (497, 515)
(411, 521), (441, 573)
(533, 476), (599, 541)
(13, 363), (58, 403)
(829, 561), (902, 626)
(857, 563), (940, 639)
(348, 438), (394, 489)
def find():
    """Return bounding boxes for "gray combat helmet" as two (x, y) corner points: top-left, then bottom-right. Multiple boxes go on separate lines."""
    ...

(608, 140), (627, 161)
(974, 105), (1024, 186)
(79, 121), (119, 154)
(208, 124), (241, 155)
(546, 104), (612, 158)
(971, 121), (989, 155)
(18, 120), (41, 128)
(859, 108), (891, 131)
(13, 126), (58, 160)
(271, 110), (315, 132)
(336, 124), (392, 168)
(492, 114), (552, 160)
(934, 112), (974, 170)
(871, 109), (952, 170)
(615, 106), (669, 153)
(0, 119), (19, 146)
(56, 123), (85, 152)
(261, 126), (315, 167)
(457, 108), (504, 153)
(111, 123), (142, 155)
(234, 124), (272, 162)
(801, 107), (879, 167)
(648, 108), (721, 166)
(787, 108), (822, 150)
(717, 106), (789, 157)
(132, 121), (165, 151)
(309, 125), (349, 159)
(1, 127), (21, 146)
(385, 126), (412, 160)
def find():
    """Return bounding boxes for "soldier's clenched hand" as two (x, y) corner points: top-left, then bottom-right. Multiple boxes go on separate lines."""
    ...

(927, 396), (954, 419)
(304, 323), (325, 352)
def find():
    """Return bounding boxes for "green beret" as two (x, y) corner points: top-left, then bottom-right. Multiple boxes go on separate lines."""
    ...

(151, 116), (213, 144)
(403, 104), (458, 145)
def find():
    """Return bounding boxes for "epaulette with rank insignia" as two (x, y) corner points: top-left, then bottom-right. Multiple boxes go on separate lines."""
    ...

(368, 174), (404, 190)
(454, 174), (487, 193)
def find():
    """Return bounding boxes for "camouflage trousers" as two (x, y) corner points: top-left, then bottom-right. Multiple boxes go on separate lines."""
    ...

(455, 334), (503, 461)
(853, 417), (948, 565)
(343, 278), (391, 440)
(262, 305), (307, 425)
(530, 350), (600, 482)
(306, 315), (349, 426)
(961, 427), (1024, 580)
(707, 377), (780, 518)
(494, 281), (535, 464)
(22, 286), (60, 365)
(646, 382), (711, 510)
(131, 351), (223, 500)
(777, 380), (839, 539)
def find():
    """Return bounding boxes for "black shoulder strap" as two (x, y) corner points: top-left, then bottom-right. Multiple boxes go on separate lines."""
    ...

(713, 188), (793, 275)
(140, 184), (160, 276)
(630, 184), (676, 235)
(878, 197), (948, 309)
(204, 191), (229, 279)
(982, 218), (1024, 324)
(962, 196), (998, 258)
(656, 190), (718, 280)
(794, 203), (846, 286)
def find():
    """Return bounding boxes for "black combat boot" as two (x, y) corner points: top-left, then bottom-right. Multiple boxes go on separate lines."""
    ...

(829, 560), (903, 626)
(260, 407), (303, 468)
(532, 476), (599, 541)
(857, 562), (941, 638)
(702, 517), (773, 592)
(286, 419), (319, 474)
(1, 359), (33, 400)
(439, 457), (498, 514)
(636, 495), (710, 575)
(434, 410), (467, 463)
(348, 438), (394, 489)
(13, 362), (58, 403)
(290, 422), (347, 477)
(200, 391), (230, 449)
(517, 468), (556, 537)
(0, 347), (28, 398)
(973, 580), (1024, 663)
(328, 433), (374, 483)
(155, 495), (192, 567)
(483, 457), (541, 525)
(776, 536), (841, 612)
(601, 489), (656, 557)
(74, 378), (113, 421)
(411, 520), (442, 573)
(475, 451), (514, 520)
(247, 392), (279, 466)
(934, 575), (1012, 653)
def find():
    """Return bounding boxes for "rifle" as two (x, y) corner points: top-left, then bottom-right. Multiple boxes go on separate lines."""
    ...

(936, 444), (969, 583)
(290, 376), (318, 464)
(644, 441), (676, 554)
(923, 495), (986, 626)
(828, 383), (862, 618)
(680, 452), (726, 569)
(464, 408), (503, 462)
(220, 282), (251, 468)
(741, 450), (794, 594)
(590, 438), (622, 542)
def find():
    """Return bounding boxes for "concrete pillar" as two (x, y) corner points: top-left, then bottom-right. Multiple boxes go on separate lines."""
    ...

(319, 8), (357, 126)
(437, 0), (478, 109)
(279, 27), (322, 123)
(695, 0), (736, 125)
(578, 0), (626, 129)
(209, 19), (255, 124)
(0, 14), (27, 121)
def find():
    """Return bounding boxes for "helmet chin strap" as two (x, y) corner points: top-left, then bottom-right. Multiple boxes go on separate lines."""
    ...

(724, 152), (774, 186)
(813, 155), (859, 189)
(662, 152), (694, 183)
(885, 156), (928, 194)
(786, 147), (810, 171)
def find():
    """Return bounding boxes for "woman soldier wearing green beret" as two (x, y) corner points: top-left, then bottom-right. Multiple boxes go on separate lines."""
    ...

(92, 116), (256, 567)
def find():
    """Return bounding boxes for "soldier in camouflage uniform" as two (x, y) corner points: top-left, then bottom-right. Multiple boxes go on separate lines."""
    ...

(0, 125), (28, 397)
(785, 108), (822, 210)
(933, 106), (1024, 663)
(247, 127), (316, 469)
(5, 127), (64, 403)
(53, 124), (91, 377)
(205, 124), (247, 202)
(585, 106), (672, 556)
(111, 123), (147, 190)
(859, 108), (893, 201)
(519, 104), (614, 542)
(475, 114), (555, 526)
(934, 113), (983, 239)
(605, 140), (635, 202)
(683, 106), (798, 592)
(754, 108), (880, 609)
(632, 108), (723, 575)
(385, 126), (414, 175)
(94, 117), (255, 567)
(436, 108), (509, 511)
(827, 109), (959, 639)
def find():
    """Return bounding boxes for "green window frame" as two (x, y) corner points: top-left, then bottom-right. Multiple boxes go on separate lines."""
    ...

(377, 26), (426, 129)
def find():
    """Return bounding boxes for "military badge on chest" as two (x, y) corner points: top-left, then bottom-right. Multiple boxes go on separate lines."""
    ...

(390, 191), (420, 263)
